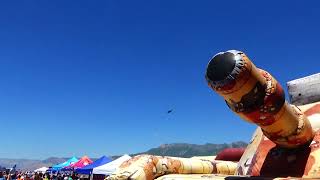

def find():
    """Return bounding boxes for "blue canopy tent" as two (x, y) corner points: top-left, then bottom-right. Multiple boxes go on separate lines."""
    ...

(52, 157), (79, 171)
(75, 156), (111, 175)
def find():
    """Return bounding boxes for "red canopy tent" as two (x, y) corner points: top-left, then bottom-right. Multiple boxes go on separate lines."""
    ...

(63, 156), (93, 170)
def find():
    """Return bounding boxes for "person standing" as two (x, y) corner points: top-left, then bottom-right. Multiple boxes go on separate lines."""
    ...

(0, 171), (4, 180)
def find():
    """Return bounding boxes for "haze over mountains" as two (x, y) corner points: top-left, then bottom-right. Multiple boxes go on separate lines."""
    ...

(0, 141), (247, 170)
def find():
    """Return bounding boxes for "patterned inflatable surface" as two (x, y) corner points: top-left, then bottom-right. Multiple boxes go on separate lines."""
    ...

(237, 102), (320, 178)
(107, 155), (237, 180)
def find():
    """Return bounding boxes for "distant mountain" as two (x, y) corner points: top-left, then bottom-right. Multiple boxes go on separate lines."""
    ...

(0, 157), (69, 171)
(134, 141), (248, 158)
(0, 141), (247, 170)
(41, 157), (68, 165)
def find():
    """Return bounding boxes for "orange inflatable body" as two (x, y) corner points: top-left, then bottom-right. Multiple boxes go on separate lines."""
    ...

(206, 50), (320, 178)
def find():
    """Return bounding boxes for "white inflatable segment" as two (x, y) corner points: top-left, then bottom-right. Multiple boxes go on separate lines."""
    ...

(287, 73), (320, 106)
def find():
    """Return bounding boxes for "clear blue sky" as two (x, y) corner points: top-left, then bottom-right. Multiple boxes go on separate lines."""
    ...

(1, 1), (320, 159)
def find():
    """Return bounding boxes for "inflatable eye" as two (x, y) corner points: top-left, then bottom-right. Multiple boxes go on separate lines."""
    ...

(206, 52), (236, 81)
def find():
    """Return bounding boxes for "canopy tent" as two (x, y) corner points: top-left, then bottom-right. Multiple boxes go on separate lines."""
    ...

(52, 157), (78, 171)
(76, 156), (112, 175)
(62, 156), (93, 171)
(34, 167), (49, 173)
(92, 154), (131, 175)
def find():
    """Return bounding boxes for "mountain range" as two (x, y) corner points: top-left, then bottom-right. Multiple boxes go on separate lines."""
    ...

(0, 141), (247, 171)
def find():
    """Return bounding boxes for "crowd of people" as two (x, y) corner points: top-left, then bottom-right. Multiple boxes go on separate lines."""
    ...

(0, 171), (81, 180)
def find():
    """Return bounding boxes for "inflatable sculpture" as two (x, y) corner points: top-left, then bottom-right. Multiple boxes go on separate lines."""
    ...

(108, 50), (320, 179)
(205, 50), (314, 148)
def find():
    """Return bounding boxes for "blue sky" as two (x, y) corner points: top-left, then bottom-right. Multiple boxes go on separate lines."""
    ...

(1, 1), (320, 159)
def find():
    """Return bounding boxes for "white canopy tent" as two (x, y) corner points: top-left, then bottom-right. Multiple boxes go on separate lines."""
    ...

(34, 167), (49, 173)
(92, 154), (131, 175)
